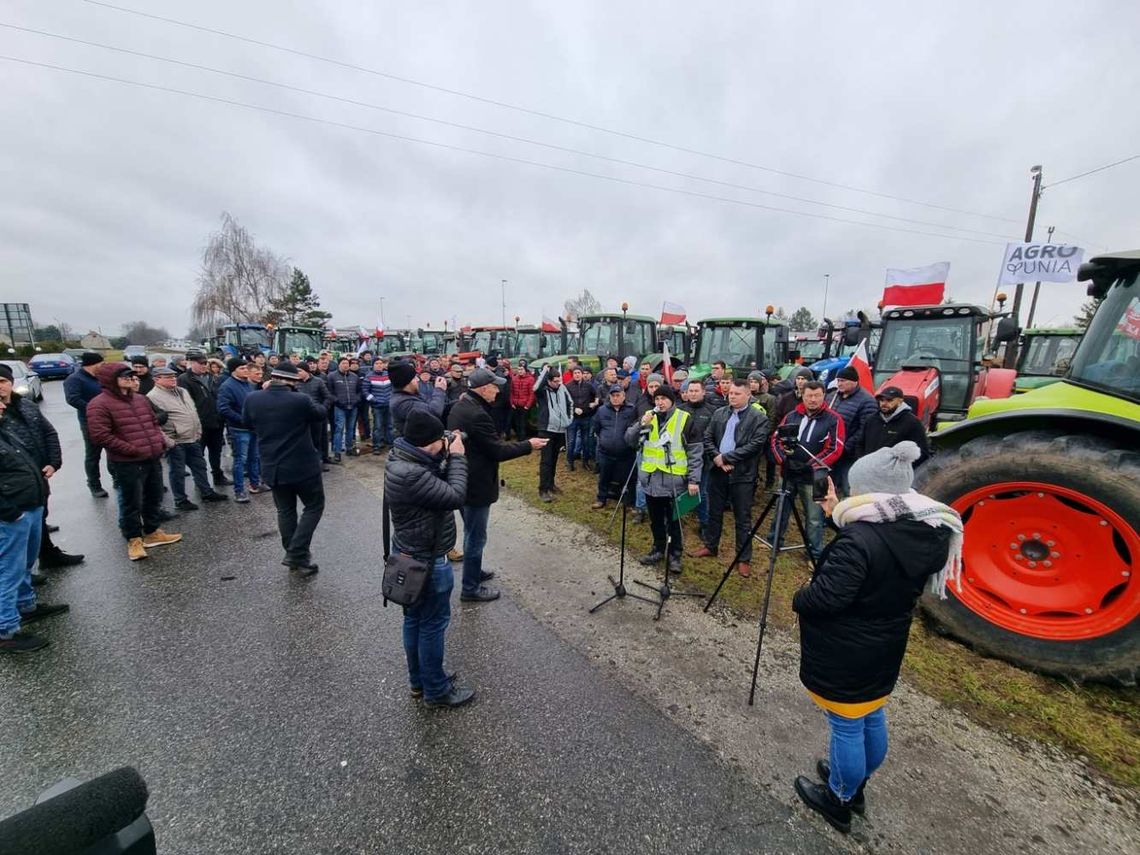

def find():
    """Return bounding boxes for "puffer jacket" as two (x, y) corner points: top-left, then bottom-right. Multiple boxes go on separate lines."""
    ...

(592, 401), (638, 456)
(326, 369), (362, 410)
(0, 428), (47, 522)
(383, 439), (468, 560)
(85, 362), (168, 462)
(509, 371), (535, 409)
(793, 519), (952, 702)
(827, 386), (878, 462)
(0, 392), (62, 471)
(298, 374), (333, 411)
(363, 370), (392, 407)
(392, 388), (445, 438)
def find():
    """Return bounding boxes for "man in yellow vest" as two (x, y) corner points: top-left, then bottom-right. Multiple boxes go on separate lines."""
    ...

(623, 385), (703, 575)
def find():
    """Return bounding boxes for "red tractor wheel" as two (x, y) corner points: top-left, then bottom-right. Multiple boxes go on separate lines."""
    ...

(914, 430), (1139, 685)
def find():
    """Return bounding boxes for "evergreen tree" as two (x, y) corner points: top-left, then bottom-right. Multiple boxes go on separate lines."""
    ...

(789, 306), (817, 330)
(266, 268), (333, 327)
(1073, 297), (1101, 330)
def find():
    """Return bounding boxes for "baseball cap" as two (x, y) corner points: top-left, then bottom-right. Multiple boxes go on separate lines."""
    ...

(469, 367), (507, 389)
(608, 384), (624, 394)
(876, 386), (905, 400)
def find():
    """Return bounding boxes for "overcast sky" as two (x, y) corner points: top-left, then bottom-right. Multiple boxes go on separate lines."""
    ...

(3, 0), (1138, 340)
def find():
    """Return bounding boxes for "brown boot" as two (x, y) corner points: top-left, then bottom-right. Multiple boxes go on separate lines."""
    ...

(590, 500), (607, 510)
(127, 538), (148, 561)
(142, 529), (183, 549)
(689, 545), (716, 558)
(447, 548), (464, 562)
(737, 562), (751, 578)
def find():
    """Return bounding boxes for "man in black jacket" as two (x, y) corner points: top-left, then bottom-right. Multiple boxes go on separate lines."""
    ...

(590, 384), (637, 509)
(296, 362), (334, 465)
(690, 379), (770, 577)
(391, 360), (446, 438)
(447, 367), (546, 602)
(826, 366), (879, 494)
(63, 351), (112, 497)
(565, 365), (596, 472)
(178, 353), (230, 487)
(0, 390), (69, 654)
(860, 387), (930, 464)
(0, 368), (84, 573)
(384, 410), (473, 707)
(680, 380), (715, 534)
(243, 363), (329, 576)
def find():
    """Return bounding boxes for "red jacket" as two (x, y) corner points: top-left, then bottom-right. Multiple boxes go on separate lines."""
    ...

(86, 363), (169, 462)
(509, 372), (536, 409)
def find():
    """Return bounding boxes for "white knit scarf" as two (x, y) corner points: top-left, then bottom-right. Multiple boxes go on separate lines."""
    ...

(832, 490), (964, 599)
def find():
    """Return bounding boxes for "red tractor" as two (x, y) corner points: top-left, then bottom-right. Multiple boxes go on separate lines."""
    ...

(872, 303), (1018, 428)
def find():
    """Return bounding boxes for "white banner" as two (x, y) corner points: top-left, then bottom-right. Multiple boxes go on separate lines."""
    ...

(999, 242), (1084, 286)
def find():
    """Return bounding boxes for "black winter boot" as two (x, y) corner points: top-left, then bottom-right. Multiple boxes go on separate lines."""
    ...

(816, 759), (866, 814)
(794, 775), (852, 834)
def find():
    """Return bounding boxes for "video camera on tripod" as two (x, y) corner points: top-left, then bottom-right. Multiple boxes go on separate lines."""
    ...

(775, 423), (831, 502)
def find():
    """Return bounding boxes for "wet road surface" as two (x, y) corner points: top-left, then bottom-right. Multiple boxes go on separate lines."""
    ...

(0, 382), (835, 853)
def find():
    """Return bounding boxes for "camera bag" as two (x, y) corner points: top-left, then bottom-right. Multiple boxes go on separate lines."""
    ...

(381, 499), (443, 608)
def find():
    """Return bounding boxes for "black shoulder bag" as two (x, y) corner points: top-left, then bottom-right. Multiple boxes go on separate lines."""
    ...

(381, 499), (444, 608)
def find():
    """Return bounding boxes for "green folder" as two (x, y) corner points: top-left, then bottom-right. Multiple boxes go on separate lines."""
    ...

(673, 489), (700, 520)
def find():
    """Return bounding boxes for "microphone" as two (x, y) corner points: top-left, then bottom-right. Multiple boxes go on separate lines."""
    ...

(0, 767), (153, 855)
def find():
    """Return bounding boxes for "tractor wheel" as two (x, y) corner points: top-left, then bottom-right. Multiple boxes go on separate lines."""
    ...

(914, 430), (1140, 685)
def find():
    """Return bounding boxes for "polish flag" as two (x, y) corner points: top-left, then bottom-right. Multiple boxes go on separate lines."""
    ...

(882, 262), (950, 307)
(375, 320), (384, 339)
(662, 340), (674, 386)
(542, 315), (561, 333)
(660, 301), (687, 325)
(848, 339), (874, 393)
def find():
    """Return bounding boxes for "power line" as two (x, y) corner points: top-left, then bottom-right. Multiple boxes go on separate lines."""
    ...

(0, 53), (1010, 246)
(78, 0), (1021, 224)
(1, 22), (1017, 241)
(1046, 153), (1140, 188)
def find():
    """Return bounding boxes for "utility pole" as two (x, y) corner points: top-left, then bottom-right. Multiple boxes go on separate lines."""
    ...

(501, 279), (507, 328)
(378, 297), (385, 330)
(1025, 225), (1054, 330)
(822, 274), (830, 322)
(1004, 165), (1043, 369)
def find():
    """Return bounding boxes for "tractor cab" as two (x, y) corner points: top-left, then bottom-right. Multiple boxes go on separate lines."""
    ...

(656, 324), (693, 362)
(690, 318), (788, 382)
(1014, 328), (1083, 392)
(271, 325), (324, 360)
(219, 323), (271, 358)
(873, 304), (1016, 427)
(418, 328), (451, 357)
(375, 332), (409, 356)
(808, 316), (881, 385)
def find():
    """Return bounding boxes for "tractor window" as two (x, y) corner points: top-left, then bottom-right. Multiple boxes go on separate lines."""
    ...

(1021, 335), (1081, 376)
(697, 327), (757, 367)
(627, 322), (654, 356)
(282, 330), (322, 355)
(239, 328), (270, 348)
(581, 323), (617, 355)
(1069, 274), (1140, 399)
(515, 332), (541, 359)
(874, 316), (974, 410)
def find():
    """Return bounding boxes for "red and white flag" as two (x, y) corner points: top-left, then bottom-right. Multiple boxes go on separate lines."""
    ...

(660, 301), (686, 325)
(882, 262), (950, 308)
(848, 339), (874, 393)
(375, 321), (384, 339)
(542, 315), (561, 333)
(662, 340), (674, 386)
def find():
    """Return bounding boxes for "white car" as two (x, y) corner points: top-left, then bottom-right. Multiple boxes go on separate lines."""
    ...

(1, 360), (43, 402)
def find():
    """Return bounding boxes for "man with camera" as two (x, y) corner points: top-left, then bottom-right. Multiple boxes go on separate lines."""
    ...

(770, 380), (846, 563)
(690, 378), (770, 577)
(243, 363), (330, 576)
(624, 385), (702, 576)
(385, 410), (473, 707)
(447, 368), (547, 603)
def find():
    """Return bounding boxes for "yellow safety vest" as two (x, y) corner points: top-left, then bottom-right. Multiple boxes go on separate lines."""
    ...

(641, 408), (690, 476)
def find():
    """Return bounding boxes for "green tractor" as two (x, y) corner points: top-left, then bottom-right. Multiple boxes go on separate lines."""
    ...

(689, 317), (789, 382)
(1013, 327), (1083, 392)
(528, 311), (657, 374)
(914, 251), (1140, 684)
(270, 324), (324, 360)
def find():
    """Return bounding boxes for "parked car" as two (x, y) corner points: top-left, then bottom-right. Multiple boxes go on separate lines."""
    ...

(63, 347), (91, 360)
(1, 360), (43, 401)
(123, 345), (148, 359)
(28, 352), (76, 380)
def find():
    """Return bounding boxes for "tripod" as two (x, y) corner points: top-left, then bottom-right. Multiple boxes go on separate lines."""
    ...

(704, 466), (818, 705)
(589, 450), (658, 614)
(630, 430), (703, 620)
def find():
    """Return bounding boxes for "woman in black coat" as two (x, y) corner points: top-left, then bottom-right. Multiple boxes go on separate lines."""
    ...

(790, 441), (962, 834)
(383, 410), (473, 708)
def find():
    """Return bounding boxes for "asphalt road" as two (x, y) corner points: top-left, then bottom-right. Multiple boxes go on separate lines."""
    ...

(0, 381), (835, 854)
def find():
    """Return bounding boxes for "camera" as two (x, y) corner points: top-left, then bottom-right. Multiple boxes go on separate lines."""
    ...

(443, 429), (467, 445)
(776, 423), (799, 451)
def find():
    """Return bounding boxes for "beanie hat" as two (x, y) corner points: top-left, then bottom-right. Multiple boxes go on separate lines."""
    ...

(652, 385), (676, 403)
(270, 362), (301, 380)
(388, 360), (416, 389)
(404, 409), (445, 446)
(748, 370), (764, 381)
(80, 352), (105, 367)
(848, 441), (921, 497)
(646, 372), (664, 386)
(792, 366), (814, 381)
(0, 364), (12, 381)
(226, 357), (247, 374)
(128, 354), (149, 366)
(837, 365), (860, 382)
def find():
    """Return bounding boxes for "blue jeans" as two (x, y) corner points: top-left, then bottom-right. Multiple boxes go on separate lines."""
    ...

(459, 504), (491, 595)
(228, 428), (262, 495)
(566, 416), (592, 463)
(825, 707), (888, 801)
(370, 405), (393, 447)
(0, 506), (43, 635)
(332, 407), (353, 454)
(769, 478), (824, 560)
(402, 555), (454, 699)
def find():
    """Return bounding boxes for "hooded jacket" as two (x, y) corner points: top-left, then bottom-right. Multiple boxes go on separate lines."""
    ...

(446, 392), (532, 507)
(383, 440), (467, 559)
(860, 403), (930, 463)
(0, 392), (62, 472)
(534, 367), (573, 433)
(793, 519), (952, 702)
(509, 371), (536, 409)
(86, 363), (168, 462)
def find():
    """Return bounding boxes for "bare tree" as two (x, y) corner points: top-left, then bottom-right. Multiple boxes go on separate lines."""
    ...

(192, 212), (288, 330)
(563, 288), (602, 321)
